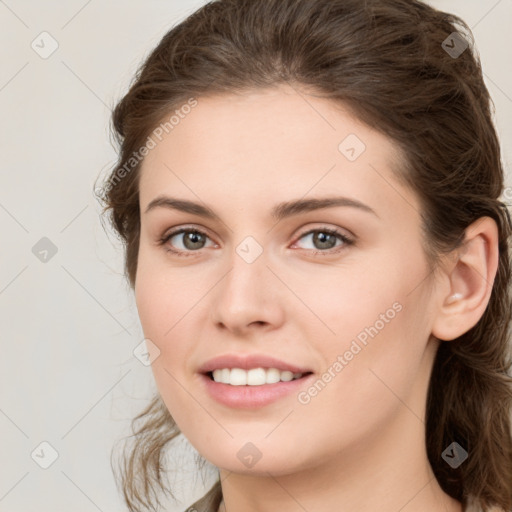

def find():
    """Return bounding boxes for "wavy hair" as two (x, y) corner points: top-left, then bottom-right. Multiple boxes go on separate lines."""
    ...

(96, 0), (512, 510)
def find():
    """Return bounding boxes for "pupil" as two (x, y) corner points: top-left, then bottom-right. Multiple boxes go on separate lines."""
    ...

(315, 232), (335, 249)
(185, 232), (204, 249)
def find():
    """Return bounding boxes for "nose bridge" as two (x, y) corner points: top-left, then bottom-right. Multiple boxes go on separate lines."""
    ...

(211, 235), (282, 331)
(220, 236), (268, 308)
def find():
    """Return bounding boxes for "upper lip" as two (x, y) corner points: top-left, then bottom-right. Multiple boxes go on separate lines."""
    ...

(198, 354), (313, 374)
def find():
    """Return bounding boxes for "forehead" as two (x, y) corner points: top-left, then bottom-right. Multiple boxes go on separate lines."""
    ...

(138, 85), (418, 225)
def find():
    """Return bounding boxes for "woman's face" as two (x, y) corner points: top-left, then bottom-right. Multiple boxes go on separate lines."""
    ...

(135, 84), (439, 475)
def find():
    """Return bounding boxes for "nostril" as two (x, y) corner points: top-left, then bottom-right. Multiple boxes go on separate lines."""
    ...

(250, 321), (267, 327)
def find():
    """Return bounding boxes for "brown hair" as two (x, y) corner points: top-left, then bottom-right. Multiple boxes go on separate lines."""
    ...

(95, 0), (512, 510)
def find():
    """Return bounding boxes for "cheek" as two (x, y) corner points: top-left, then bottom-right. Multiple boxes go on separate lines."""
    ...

(135, 274), (192, 373)
(134, 247), (187, 338)
(134, 272), (168, 341)
(134, 267), (199, 432)
(286, 260), (404, 345)
(293, 303), (429, 462)
(302, 246), (432, 418)
(134, 250), (201, 377)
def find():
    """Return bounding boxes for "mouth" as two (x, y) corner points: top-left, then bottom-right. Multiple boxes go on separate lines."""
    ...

(204, 368), (314, 386)
(197, 353), (315, 407)
(199, 368), (316, 409)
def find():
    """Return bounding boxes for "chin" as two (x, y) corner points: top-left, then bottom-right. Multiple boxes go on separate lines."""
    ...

(196, 442), (314, 477)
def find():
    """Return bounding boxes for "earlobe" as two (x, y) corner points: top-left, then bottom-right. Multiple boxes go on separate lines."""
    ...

(431, 216), (499, 342)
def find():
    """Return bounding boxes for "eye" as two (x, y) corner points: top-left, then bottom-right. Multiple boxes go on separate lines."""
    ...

(158, 225), (354, 257)
(158, 227), (215, 257)
(292, 227), (354, 255)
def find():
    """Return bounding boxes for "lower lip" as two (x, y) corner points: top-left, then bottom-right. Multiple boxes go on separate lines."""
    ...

(199, 373), (315, 409)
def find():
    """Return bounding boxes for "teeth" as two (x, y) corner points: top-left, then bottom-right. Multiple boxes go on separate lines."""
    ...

(211, 367), (305, 385)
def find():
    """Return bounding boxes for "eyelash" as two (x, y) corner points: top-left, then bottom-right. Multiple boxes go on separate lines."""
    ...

(158, 226), (354, 258)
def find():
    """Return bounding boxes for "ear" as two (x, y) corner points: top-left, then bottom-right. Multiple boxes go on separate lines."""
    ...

(431, 216), (500, 342)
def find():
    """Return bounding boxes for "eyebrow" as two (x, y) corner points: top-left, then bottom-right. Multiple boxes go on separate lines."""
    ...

(144, 195), (379, 221)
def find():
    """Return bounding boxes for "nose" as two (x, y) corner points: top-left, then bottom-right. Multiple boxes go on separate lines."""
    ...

(210, 246), (285, 336)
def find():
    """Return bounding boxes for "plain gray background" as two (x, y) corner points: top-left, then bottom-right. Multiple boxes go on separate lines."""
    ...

(1, 1), (511, 511)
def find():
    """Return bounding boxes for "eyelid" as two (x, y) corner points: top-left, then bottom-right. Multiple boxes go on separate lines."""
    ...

(290, 226), (354, 253)
(159, 225), (218, 252)
(160, 224), (216, 241)
(292, 224), (354, 244)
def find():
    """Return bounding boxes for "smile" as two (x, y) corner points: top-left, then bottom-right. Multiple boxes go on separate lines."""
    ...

(200, 371), (315, 409)
(209, 367), (309, 386)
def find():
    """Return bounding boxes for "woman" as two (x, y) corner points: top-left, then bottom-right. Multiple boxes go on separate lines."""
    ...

(96, 0), (512, 511)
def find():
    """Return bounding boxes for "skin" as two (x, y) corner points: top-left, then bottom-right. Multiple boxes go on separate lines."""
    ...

(134, 83), (498, 512)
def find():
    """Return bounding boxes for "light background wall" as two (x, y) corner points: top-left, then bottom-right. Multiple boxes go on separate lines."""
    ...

(1, 1), (510, 511)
